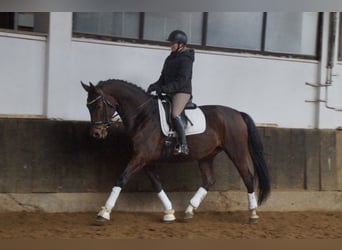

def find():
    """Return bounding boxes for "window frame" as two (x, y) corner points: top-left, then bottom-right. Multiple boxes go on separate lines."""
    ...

(72, 12), (323, 60)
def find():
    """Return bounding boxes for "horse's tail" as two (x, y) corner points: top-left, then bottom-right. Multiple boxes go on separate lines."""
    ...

(240, 112), (271, 205)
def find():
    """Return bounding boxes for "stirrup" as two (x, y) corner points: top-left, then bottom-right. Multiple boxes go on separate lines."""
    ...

(173, 144), (189, 155)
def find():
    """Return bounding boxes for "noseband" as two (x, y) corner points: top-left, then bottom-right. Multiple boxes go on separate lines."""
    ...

(87, 95), (119, 128)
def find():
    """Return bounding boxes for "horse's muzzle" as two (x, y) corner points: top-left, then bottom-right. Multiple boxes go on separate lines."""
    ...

(90, 125), (108, 139)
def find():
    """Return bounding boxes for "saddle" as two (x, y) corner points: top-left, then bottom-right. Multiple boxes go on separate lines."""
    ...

(160, 95), (197, 129)
(157, 95), (206, 137)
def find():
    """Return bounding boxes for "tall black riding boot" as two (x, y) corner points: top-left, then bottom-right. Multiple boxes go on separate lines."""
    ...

(172, 115), (189, 155)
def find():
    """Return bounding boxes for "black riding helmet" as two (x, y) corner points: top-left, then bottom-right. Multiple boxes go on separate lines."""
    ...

(167, 30), (187, 45)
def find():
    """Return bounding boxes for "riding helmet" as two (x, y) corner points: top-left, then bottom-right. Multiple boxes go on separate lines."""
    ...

(167, 30), (188, 45)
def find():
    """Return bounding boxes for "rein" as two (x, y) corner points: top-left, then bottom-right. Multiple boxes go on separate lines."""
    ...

(129, 96), (155, 120)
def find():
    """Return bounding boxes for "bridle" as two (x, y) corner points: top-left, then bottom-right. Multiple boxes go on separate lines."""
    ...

(87, 93), (155, 129)
(87, 94), (119, 128)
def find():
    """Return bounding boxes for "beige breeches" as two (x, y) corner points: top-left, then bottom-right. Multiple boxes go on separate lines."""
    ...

(172, 93), (191, 118)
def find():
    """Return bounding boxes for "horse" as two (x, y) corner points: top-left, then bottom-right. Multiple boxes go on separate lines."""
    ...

(81, 79), (271, 223)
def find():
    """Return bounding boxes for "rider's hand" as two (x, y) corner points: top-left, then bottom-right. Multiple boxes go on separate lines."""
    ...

(147, 84), (156, 94)
(155, 85), (162, 95)
(147, 84), (162, 95)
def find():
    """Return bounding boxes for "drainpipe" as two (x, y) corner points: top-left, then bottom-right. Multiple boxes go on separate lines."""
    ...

(306, 12), (342, 126)
(324, 12), (340, 110)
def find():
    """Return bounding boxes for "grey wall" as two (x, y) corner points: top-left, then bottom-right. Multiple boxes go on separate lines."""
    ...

(0, 119), (341, 194)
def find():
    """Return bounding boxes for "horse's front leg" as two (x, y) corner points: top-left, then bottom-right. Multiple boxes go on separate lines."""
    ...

(96, 156), (146, 222)
(145, 165), (176, 223)
(184, 157), (215, 220)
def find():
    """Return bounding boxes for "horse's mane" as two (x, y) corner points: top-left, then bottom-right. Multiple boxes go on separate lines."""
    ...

(96, 79), (148, 96)
(96, 79), (158, 131)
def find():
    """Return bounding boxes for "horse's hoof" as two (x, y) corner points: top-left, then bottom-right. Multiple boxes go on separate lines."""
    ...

(248, 218), (258, 224)
(97, 206), (111, 221)
(163, 214), (176, 223)
(96, 215), (109, 222)
(162, 219), (175, 224)
(162, 209), (176, 223)
(184, 212), (194, 220)
(248, 209), (259, 224)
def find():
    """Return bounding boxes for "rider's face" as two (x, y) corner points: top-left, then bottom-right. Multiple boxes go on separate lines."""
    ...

(170, 42), (179, 52)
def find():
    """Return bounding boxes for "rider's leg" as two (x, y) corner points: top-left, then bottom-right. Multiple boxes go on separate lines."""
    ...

(172, 93), (191, 155)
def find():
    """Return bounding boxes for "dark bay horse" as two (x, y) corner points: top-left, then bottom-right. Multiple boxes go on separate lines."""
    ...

(81, 79), (270, 223)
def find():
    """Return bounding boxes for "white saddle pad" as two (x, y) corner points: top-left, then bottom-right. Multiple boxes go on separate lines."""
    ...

(158, 99), (206, 136)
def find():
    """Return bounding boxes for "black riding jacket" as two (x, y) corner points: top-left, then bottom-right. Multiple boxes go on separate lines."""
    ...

(154, 48), (194, 95)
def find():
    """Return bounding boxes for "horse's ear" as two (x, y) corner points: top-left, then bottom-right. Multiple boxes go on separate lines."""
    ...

(89, 82), (95, 88)
(81, 81), (92, 92)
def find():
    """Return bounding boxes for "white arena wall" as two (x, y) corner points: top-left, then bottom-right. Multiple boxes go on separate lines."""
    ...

(0, 32), (47, 116)
(1, 12), (342, 129)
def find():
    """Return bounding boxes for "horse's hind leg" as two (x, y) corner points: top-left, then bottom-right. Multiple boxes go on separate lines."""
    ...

(225, 148), (259, 223)
(184, 157), (215, 220)
(145, 165), (176, 223)
(238, 161), (259, 224)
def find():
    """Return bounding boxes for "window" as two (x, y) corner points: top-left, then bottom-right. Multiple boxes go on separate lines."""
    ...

(265, 12), (319, 56)
(0, 12), (49, 33)
(0, 13), (14, 29)
(206, 12), (263, 50)
(143, 12), (202, 44)
(72, 12), (321, 59)
(73, 12), (140, 39)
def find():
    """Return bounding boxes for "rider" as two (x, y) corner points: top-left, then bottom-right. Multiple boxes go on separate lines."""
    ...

(147, 30), (194, 156)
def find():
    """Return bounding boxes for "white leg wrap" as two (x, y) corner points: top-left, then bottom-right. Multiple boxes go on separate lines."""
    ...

(248, 192), (258, 210)
(98, 186), (122, 220)
(158, 190), (173, 211)
(190, 187), (208, 209)
(105, 186), (122, 211)
(157, 190), (175, 222)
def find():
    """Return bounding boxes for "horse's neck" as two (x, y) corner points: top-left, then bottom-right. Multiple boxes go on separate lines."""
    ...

(114, 88), (147, 110)
(109, 87), (149, 130)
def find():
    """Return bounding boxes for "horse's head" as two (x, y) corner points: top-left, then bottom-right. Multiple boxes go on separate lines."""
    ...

(81, 81), (118, 139)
